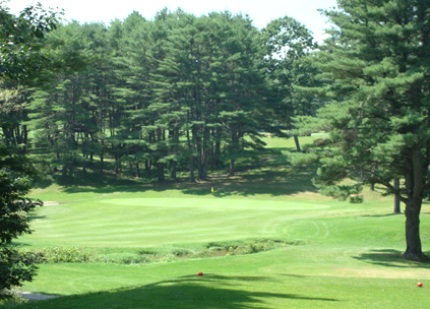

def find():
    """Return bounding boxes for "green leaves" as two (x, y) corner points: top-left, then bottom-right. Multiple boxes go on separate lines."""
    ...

(0, 167), (42, 293)
(300, 0), (430, 216)
(0, 170), (42, 245)
(0, 247), (38, 292)
(0, 2), (62, 80)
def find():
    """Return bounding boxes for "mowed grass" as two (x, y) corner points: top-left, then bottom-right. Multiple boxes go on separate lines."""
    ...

(8, 136), (430, 309)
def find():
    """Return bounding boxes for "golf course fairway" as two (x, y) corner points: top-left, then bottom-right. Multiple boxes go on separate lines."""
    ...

(7, 186), (429, 309)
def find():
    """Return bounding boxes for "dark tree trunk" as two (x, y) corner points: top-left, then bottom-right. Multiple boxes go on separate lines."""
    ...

(229, 130), (239, 176)
(199, 127), (210, 180)
(169, 128), (179, 180)
(145, 160), (150, 172)
(394, 178), (401, 214)
(403, 147), (425, 261)
(136, 163), (141, 178)
(186, 129), (196, 182)
(293, 135), (302, 152)
(99, 139), (105, 174)
(189, 156), (196, 182)
(214, 129), (222, 168)
(229, 158), (235, 176)
(194, 127), (205, 180)
(403, 197), (423, 260)
(99, 151), (104, 174)
(157, 163), (164, 182)
(170, 160), (177, 180)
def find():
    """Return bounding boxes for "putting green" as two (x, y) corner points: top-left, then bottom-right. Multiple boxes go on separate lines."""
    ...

(100, 197), (331, 210)
(23, 197), (334, 248)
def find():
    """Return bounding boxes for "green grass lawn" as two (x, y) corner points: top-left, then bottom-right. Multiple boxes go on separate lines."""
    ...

(5, 136), (430, 308)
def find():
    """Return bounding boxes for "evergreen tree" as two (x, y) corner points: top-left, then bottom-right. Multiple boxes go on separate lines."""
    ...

(306, 0), (430, 260)
(28, 22), (100, 177)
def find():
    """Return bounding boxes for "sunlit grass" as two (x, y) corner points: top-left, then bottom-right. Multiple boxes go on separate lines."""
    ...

(7, 136), (430, 308)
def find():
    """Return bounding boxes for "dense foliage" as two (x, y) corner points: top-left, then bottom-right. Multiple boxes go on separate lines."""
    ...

(20, 10), (317, 182)
(297, 0), (430, 260)
(0, 1), (59, 296)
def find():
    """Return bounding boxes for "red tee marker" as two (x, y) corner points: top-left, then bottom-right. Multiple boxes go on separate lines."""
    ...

(197, 272), (203, 276)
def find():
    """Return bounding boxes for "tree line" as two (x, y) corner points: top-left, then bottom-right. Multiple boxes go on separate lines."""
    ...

(2, 8), (319, 183)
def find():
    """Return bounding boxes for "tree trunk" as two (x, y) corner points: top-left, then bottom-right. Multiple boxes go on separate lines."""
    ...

(403, 197), (423, 260)
(194, 127), (205, 180)
(214, 128), (222, 168)
(136, 163), (141, 178)
(186, 128), (196, 182)
(189, 156), (196, 182)
(229, 158), (235, 176)
(403, 147), (425, 260)
(229, 130), (239, 176)
(394, 178), (401, 214)
(157, 163), (164, 182)
(170, 160), (177, 180)
(293, 135), (302, 152)
(199, 127), (210, 180)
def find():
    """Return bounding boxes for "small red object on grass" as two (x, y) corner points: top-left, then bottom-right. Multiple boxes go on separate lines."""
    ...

(417, 282), (423, 287)
(197, 272), (203, 276)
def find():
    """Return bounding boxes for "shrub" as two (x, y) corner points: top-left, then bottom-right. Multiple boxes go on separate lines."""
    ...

(41, 247), (90, 263)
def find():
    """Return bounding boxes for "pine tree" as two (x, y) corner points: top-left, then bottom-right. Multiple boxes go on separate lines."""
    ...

(308, 0), (430, 260)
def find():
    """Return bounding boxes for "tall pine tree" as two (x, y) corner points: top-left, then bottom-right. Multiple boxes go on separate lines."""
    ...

(308, 0), (430, 260)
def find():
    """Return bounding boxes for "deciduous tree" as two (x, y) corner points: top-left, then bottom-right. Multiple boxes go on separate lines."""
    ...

(0, 2), (59, 295)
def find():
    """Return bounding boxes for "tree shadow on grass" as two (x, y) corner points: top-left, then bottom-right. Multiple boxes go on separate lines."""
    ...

(54, 157), (318, 197)
(27, 274), (337, 309)
(28, 214), (46, 221)
(360, 213), (403, 218)
(353, 249), (430, 268)
(181, 168), (317, 198)
(57, 167), (317, 197)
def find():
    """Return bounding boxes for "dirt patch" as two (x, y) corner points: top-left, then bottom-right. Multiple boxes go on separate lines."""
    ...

(18, 292), (57, 301)
(328, 267), (425, 279)
(43, 201), (59, 207)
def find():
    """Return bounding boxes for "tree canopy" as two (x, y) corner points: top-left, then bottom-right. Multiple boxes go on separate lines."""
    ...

(22, 9), (314, 182)
(0, 1), (60, 295)
(298, 0), (430, 260)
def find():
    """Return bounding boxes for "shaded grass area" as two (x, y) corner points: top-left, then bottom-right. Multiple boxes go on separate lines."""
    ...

(354, 249), (430, 269)
(11, 273), (338, 309)
(9, 252), (430, 309)
(33, 135), (318, 198)
(43, 159), (317, 199)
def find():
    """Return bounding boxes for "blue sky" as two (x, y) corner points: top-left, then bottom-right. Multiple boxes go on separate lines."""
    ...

(7, 0), (338, 42)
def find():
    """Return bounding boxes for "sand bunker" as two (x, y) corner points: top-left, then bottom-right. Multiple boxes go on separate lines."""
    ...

(43, 201), (59, 207)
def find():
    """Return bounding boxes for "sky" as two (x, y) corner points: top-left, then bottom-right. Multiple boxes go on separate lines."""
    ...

(6, 0), (338, 42)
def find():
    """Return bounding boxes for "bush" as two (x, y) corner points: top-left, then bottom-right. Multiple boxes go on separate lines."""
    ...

(349, 194), (364, 204)
(94, 253), (149, 264)
(40, 247), (90, 263)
